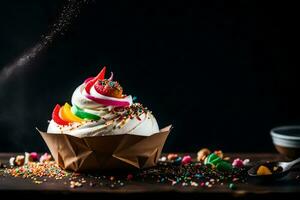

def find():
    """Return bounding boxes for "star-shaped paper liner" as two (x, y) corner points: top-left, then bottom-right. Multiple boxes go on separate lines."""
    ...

(37, 125), (171, 171)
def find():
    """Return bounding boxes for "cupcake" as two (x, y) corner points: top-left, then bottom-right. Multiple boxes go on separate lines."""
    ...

(38, 67), (171, 171)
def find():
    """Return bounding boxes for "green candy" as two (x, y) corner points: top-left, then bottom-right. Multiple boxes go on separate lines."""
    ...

(204, 153), (221, 166)
(216, 161), (233, 172)
(71, 105), (100, 120)
(204, 157), (210, 165)
(229, 183), (236, 190)
(210, 157), (222, 165)
(204, 153), (233, 172)
(206, 153), (218, 162)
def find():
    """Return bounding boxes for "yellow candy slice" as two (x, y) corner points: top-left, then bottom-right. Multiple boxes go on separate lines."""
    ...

(257, 165), (272, 175)
(60, 103), (84, 123)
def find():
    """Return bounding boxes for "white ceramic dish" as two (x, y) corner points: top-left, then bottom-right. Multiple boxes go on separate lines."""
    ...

(270, 126), (300, 158)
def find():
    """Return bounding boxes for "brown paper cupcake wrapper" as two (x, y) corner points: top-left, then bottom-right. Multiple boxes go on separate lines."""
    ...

(37, 125), (171, 172)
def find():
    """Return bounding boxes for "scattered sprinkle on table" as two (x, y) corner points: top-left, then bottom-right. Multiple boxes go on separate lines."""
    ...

(1, 150), (249, 190)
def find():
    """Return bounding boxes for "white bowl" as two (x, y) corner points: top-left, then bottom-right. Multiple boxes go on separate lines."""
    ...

(270, 126), (300, 158)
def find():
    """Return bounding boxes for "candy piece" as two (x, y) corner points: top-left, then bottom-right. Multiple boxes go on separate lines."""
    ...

(204, 157), (209, 165)
(9, 157), (15, 166)
(204, 153), (221, 166)
(181, 155), (192, 165)
(127, 174), (133, 180)
(60, 103), (84, 123)
(39, 153), (52, 163)
(84, 77), (93, 84)
(243, 159), (250, 166)
(210, 157), (222, 166)
(197, 148), (211, 161)
(15, 155), (25, 166)
(232, 158), (244, 168)
(229, 183), (236, 190)
(52, 104), (69, 125)
(173, 157), (182, 165)
(167, 153), (178, 161)
(190, 181), (198, 187)
(223, 157), (230, 161)
(24, 152), (30, 164)
(94, 66), (106, 80)
(257, 165), (272, 175)
(71, 105), (100, 120)
(207, 153), (219, 162)
(204, 153), (233, 172)
(94, 80), (123, 98)
(216, 161), (233, 172)
(204, 153), (217, 164)
(25, 152), (39, 164)
(214, 150), (224, 159)
(159, 156), (167, 162)
(30, 152), (39, 161)
(85, 66), (106, 94)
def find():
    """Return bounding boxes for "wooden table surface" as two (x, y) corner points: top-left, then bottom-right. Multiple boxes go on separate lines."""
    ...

(1, 153), (300, 199)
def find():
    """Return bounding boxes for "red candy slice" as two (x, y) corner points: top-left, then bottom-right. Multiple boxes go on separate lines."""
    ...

(52, 104), (69, 125)
(85, 66), (106, 94)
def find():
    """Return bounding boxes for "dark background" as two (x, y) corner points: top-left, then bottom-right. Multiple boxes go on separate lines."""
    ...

(0, 0), (299, 153)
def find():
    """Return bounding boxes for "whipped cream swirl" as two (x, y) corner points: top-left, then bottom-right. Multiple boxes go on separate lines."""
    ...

(47, 67), (159, 137)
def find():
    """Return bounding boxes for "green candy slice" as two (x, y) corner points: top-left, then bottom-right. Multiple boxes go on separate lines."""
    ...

(207, 153), (219, 162)
(71, 105), (100, 120)
(210, 157), (222, 165)
(204, 153), (220, 165)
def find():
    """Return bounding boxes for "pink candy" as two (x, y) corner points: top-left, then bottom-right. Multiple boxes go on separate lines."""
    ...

(181, 155), (192, 165)
(232, 158), (244, 168)
(30, 152), (39, 161)
(39, 153), (52, 163)
(127, 174), (133, 181)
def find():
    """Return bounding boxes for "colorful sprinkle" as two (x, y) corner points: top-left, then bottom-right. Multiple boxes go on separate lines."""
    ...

(1, 152), (249, 190)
